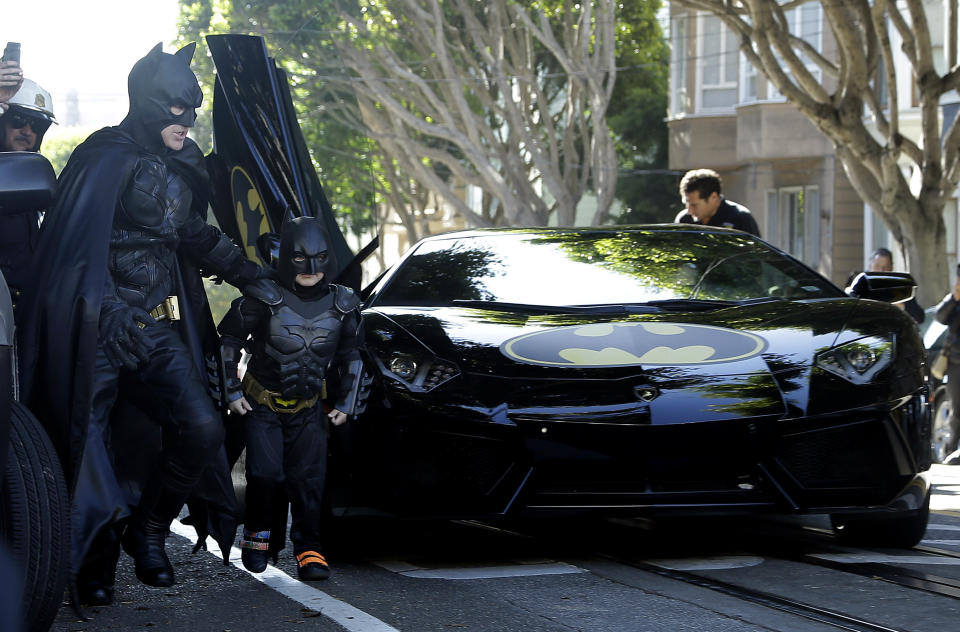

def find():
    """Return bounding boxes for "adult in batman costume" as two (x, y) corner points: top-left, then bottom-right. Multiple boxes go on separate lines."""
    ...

(17, 43), (258, 605)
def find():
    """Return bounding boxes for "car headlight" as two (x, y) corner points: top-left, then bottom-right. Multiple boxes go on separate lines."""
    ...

(815, 335), (893, 384)
(375, 352), (460, 393)
(367, 322), (461, 393)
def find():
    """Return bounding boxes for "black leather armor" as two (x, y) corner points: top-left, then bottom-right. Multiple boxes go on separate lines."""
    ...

(105, 154), (252, 313)
(220, 280), (361, 401)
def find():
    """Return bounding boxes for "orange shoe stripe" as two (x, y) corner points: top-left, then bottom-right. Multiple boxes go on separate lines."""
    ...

(296, 551), (327, 566)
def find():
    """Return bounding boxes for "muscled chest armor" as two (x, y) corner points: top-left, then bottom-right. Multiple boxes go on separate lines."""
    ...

(248, 287), (345, 398)
(108, 155), (194, 310)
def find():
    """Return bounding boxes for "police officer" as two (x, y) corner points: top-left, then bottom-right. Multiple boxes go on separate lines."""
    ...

(0, 79), (56, 307)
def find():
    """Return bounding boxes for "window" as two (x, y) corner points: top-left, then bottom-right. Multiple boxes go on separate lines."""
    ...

(874, 58), (888, 109)
(698, 14), (739, 110)
(767, 2), (822, 101)
(767, 186), (820, 266)
(741, 56), (758, 103)
(671, 14), (688, 115)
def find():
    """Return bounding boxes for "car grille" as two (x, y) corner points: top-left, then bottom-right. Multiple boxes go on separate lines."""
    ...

(776, 418), (899, 489)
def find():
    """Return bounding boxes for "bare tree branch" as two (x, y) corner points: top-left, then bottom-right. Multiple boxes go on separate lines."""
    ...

(328, 0), (618, 230)
(670, 0), (952, 304)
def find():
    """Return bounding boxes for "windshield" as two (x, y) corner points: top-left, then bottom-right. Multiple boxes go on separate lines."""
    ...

(373, 230), (843, 307)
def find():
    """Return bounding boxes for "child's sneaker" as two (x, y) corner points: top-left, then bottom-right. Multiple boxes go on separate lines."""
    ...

(240, 529), (271, 573)
(296, 550), (331, 580)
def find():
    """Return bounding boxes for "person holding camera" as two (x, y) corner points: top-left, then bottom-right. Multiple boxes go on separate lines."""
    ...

(0, 43), (56, 309)
(936, 266), (960, 464)
(0, 42), (23, 110)
(0, 78), (56, 152)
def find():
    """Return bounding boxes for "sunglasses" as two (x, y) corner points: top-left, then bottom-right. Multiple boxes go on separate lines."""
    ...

(5, 113), (51, 134)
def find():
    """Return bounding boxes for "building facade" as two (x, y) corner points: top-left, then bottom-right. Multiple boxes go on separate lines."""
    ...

(667, 2), (959, 288)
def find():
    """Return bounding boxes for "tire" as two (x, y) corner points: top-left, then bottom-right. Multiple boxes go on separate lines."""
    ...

(830, 491), (930, 549)
(931, 391), (957, 463)
(0, 401), (69, 632)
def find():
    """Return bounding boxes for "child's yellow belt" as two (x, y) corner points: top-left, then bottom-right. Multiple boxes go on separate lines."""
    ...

(241, 373), (321, 414)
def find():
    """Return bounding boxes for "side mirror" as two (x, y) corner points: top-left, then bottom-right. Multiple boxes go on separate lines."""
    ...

(0, 152), (56, 214)
(845, 271), (916, 304)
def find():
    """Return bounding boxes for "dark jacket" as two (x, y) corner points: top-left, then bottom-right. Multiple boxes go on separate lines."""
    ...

(935, 293), (960, 362)
(0, 210), (40, 298)
(675, 198), (761, 237)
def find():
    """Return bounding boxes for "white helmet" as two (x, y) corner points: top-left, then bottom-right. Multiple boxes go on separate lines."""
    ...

(7, 78), (56, 123)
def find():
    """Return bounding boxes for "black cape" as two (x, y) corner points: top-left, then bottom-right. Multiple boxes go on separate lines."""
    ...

(17, 127), (237, 574)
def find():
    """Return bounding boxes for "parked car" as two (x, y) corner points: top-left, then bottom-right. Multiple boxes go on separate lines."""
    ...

(920, 305), (955, 462)
(331, 226), (932, 549)
(0, 151), (70, 632)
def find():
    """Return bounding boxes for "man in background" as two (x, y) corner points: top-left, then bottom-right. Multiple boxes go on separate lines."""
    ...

(674, 168), (761, 237)
(868, 247), (924, 324)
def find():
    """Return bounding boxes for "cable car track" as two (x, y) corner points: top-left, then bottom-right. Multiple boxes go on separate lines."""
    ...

(780, 524), (960, 599)
(456, 517), (960, 632)
(595, 553), (908, 632)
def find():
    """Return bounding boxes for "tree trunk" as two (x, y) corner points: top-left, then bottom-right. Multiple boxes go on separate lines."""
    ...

(901, 205), (950, 308)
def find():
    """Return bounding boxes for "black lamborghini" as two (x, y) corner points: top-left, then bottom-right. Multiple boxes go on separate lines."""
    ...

(336, 226), (931, 548)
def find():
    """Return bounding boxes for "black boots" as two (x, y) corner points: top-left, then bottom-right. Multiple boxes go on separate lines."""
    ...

(77, 527), (122, 605)
(121, 482), (185, 587)
(240, 529), (271, 573)
(296, 550), (331, 581)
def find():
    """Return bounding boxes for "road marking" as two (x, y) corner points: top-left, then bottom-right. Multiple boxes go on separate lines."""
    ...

(808, 552), (960, 565)
(372, 558), (584, 579)
(927, 524), (960, 531)
(644, 556), (765, 570)
(920, 539), (960, 545)
(169, 520), (399, 632)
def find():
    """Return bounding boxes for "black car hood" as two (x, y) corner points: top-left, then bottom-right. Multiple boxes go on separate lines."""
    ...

(365, 298), (920, 424)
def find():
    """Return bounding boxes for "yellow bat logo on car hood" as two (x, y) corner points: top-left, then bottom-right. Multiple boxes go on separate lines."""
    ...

(500, 322), (767, 368)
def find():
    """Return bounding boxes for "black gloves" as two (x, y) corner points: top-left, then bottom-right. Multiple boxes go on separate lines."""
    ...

(99, 303), (157, 370)
(220, 338), (245, 403)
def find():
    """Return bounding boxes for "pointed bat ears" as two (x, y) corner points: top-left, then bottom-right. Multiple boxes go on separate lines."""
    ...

(175, 42), (197, 64)
(142, 42), (196, 65)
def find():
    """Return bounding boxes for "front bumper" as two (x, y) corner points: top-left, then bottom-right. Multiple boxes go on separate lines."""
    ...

(354, 390), (930, 519)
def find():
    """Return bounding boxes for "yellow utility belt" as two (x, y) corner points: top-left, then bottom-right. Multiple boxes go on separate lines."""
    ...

(149, 296), (181, 322)
(138, 296), (181, 329)
(242, 373), (321, 414)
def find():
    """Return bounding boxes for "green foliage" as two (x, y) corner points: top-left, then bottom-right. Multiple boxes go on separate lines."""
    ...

(606, 0), (677, 225)
(40, 127), (93, 175)
(177, 0), (673, 230)
(176, 0), (376, 238)
(204, 278), (240, 324)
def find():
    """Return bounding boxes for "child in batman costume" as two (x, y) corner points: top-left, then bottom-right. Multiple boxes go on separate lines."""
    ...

(17, 43), (259, 605)
(218, 217), (363, 580)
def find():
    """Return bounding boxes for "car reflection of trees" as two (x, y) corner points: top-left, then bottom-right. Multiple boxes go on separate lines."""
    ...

(380, 244), (500, 304)
(692, 371), (794, 417)
(529, 230), (767, 297)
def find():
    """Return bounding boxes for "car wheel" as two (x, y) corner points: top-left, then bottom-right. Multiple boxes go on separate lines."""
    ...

(931, 392), (957, 463)
(830, 491), (930, 549)
(0, 400), (69, 632)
